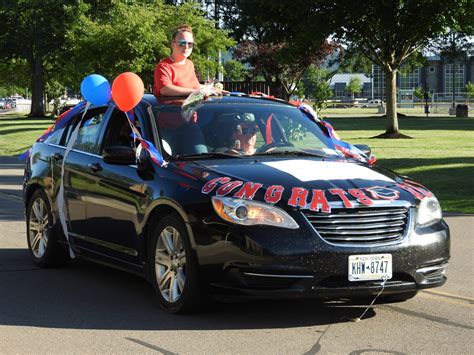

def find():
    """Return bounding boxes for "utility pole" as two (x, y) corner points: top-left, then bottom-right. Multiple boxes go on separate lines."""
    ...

(215, 0), (224, 82)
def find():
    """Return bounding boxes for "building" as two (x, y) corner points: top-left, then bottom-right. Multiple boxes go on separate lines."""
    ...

(372, 53), (474, 101)
(329, 73), (371, 100)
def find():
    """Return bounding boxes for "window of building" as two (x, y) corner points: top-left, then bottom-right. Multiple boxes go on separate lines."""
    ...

(429, 67), (435, 73)
(372, 65), (385, 99)
(444, 64), (465, 94)
(400, 69), (420, 90)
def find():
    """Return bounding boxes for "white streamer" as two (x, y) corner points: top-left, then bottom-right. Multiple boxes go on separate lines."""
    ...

(57, 102), (91, 258)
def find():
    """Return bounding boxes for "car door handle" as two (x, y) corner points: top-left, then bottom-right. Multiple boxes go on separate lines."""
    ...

(88, 163), (102, 173)
(52, 152), (63, 161)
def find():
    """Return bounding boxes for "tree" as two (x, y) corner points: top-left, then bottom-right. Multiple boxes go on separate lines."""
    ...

(466, 82), (474, 101)
(299, 66), (334, 110)
(324, 0), (472, 138)
(0, 58), (30, 97)
(346, 76), (362, 99)
(0, 1), (85, 117)
(0, 1), (234, 115)
(62, 1), (234, 90)
(222, 0), (340, 100)
(337, 46), (372, 75)
(249, 1), (472, 137)
(223, 60), (248, 81)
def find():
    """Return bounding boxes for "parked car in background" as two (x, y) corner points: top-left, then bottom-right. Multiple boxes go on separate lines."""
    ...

(0, 98), (15, 109)
(362, 99), (384, 108)
(6, 99), (16, 109)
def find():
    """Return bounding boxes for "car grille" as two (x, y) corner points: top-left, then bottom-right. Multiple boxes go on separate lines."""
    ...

(303, 206), (409, 245)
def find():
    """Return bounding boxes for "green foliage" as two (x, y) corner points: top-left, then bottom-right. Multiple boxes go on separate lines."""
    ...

(414, 87), (431, 100)
(223, 60), (248, 81)
(466, 82), (474, 99)
(300, 66), (334, 111)
(0, 58), (30, 93)
(400, 51), (428, 75)
(223, 0), (339, 99)
(0, 0), (234, 115)
(0, 1), (88, 116)
(70, 1), (233, 87)
(338, 47), (372, 75)
(312, 81), (333, 112)
(346, 76), (362, 97)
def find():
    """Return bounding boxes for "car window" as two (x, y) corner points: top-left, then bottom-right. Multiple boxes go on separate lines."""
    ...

(153, 102), (334, 157)
(101, 109), (138, 151)
(44, 126), (66, 146)
(67, 108), (108, 154)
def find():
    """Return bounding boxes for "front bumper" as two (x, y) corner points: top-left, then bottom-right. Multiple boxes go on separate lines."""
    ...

(195, 212), (450, 300)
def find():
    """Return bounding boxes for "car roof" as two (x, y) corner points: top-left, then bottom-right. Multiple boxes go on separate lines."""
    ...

(141, 93), (295, 109)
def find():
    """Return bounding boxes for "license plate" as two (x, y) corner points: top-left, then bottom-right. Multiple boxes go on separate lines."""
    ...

(348, 254), (392, 281)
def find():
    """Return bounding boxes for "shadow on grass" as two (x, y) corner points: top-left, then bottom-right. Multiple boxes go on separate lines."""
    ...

(0, 115), (52, 121)
(0, 122), (52, 129)
(326, 116), (474, 132)
(0, 127), (50, 136)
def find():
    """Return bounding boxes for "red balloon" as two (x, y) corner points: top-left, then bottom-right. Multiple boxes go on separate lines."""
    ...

(111, 72), (144, 112)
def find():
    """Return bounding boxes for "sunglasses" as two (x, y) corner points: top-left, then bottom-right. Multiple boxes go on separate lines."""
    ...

(240, 127), (257, 135)
(176, 39), (194, 48)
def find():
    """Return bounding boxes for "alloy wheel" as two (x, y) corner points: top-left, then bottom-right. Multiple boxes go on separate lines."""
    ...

(155, 226), (186, 303)
(28, 198), (50, 258)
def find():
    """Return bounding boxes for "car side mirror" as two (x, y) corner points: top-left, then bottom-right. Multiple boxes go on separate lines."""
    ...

(103, 146), (136, 165)
(353, 144), (372, 157)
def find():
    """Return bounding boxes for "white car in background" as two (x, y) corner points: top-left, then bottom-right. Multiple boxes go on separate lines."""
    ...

(362, 99), (384, 108)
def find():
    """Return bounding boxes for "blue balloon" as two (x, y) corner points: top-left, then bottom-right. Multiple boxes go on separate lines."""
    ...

(80, 74), (111, 105)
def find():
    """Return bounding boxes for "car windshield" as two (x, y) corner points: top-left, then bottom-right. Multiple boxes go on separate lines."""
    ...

(152, 99), (339, 159)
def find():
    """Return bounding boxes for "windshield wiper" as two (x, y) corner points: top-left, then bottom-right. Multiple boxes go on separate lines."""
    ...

(175, 152), (244, 159)
(253, 150), (329, 158)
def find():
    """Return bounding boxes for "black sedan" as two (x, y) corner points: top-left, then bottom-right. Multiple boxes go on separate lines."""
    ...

(23, 94), (450, 313)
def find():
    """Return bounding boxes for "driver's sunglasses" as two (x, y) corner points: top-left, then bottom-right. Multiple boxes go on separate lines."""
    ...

(241, 127), (257, 135)
(176, 39), (194, 48)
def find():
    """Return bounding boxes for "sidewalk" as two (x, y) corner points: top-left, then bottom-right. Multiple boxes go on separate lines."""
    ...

(0, 156), (24, 201)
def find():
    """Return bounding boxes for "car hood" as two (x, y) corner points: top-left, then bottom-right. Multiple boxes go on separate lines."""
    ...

(199, 158), (398, 189)
(183, 157), (429, 209)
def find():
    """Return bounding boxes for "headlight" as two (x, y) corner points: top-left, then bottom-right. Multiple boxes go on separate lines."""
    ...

(211, 196), (299, 229)
(417, 196), (442, 226)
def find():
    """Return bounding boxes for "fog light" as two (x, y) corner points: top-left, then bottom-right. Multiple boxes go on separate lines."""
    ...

(235, 205), (248, 219)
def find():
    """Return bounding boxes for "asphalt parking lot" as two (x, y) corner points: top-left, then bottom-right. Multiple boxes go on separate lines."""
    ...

(0, 157), (472, 354)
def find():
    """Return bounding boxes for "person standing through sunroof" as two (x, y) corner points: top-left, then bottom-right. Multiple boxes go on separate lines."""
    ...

(153, 24), (201, 97)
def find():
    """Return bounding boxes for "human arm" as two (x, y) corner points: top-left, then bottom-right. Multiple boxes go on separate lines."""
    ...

(160, 84), (199, 96)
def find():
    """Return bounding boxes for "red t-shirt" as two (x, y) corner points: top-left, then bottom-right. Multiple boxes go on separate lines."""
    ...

(153, 57), (200, 97)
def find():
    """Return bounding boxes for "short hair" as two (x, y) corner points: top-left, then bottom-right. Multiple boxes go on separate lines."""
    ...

(171, 24), (193, 41)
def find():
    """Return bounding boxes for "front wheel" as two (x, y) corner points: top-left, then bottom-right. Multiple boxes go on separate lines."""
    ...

(26, 189), (67, 267)
(149, 213), (204, 313)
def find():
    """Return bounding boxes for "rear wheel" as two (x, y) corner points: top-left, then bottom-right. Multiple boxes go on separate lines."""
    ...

(149, 213), (204, 313)
(26, 189), (67, 267)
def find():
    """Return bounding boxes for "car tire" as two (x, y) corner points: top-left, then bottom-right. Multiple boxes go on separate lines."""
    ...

(148, 213), (204, 314)
(26, 189), (68, 267)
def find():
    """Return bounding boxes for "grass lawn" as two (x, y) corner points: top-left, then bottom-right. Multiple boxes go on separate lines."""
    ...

(324, 115), (474, 214)
(0, 113), (53, 156)
(1, 112), (472, 213)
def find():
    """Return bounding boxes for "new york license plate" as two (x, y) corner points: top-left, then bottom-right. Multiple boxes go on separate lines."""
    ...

(348, 254), (392, 281)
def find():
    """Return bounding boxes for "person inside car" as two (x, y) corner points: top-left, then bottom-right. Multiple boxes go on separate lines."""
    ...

(153, 24), (201, 97)
(220, 114), (258, 156)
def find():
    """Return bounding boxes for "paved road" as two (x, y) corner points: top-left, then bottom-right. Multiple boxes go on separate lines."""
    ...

(0, 158), (472, 354)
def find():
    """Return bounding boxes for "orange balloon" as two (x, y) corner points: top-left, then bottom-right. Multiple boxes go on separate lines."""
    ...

(111, 72), (144, 112)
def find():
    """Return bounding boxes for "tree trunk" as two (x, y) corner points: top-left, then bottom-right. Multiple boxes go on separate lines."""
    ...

(384, 68), (399, 134)
(30, 58), (46, 117)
